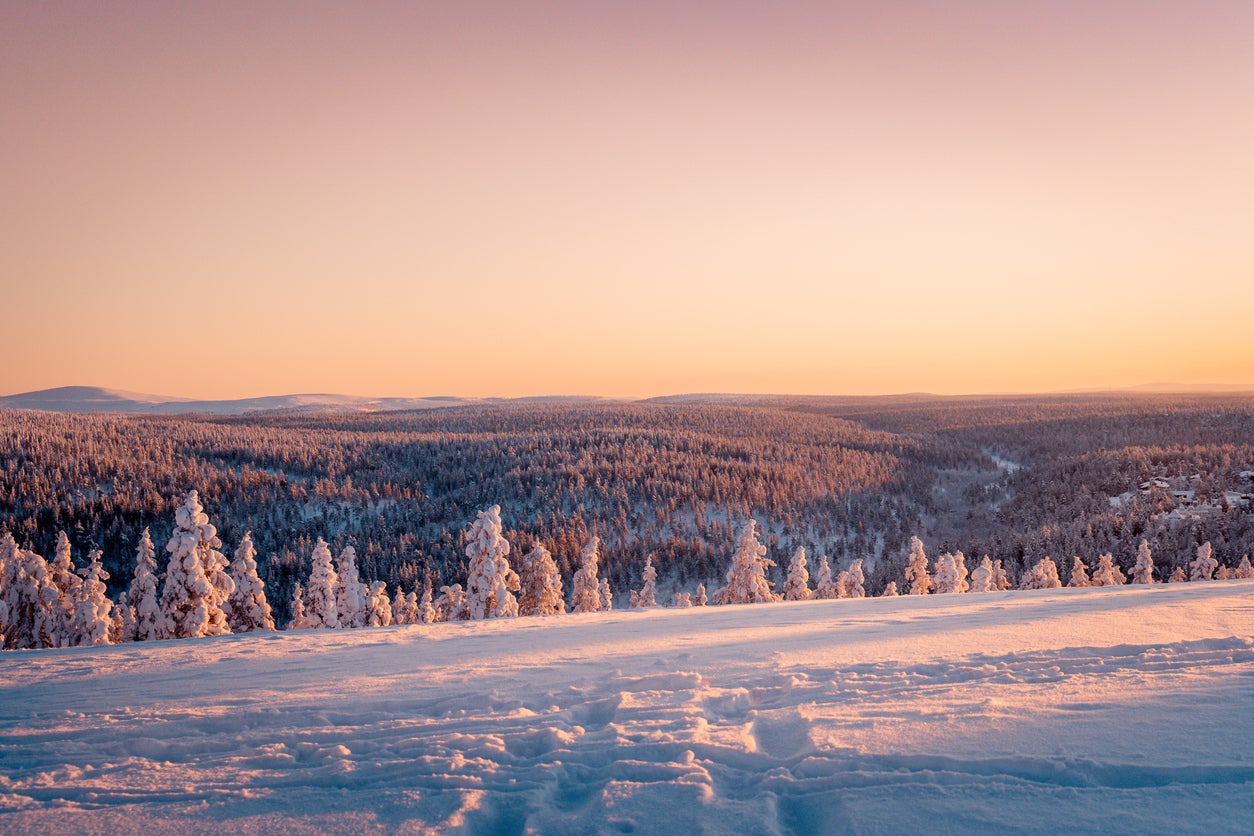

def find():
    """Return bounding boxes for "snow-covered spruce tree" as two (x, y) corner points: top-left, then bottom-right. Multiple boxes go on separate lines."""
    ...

(160, 491), (232, 639)
(992, 559), (1012, 591)
(837, 559), (866, 599)
(814, 554), (838, 599)
(713, 520), (778, 605)
(1190, 542), (1217, 581)
(47, 531), (81, 646)
(970, 556), (994, 593)
(1215, 565), (1232, 581)
(694, 583), (708, 606)
(391, 586), (416, 624)
(435, 583), (468, 622)
(1131, 540), (1155, 584)
(1091, 553), (1126, 587)
(334, 545), (367, 629)
(571, 536), (605, 614)
(933, 552), (968, 594)
(1169, 565), (1187, 583)
(881, 581), (899, 597)
(1019, 557), (1062, 590)
(363, 581), (392, 627)
(1234, 555), (1254, 579)
(226, 532), (275, 632)
(417, 584), (436, 623)
(303, 538), (340, 628)
(126, 528), (165, 641)
(599, 576), (613, 611)
(783, 547), (811, 601)
(287, 583), (313, 629)
(1068, 556), (1091, 588)
(118, 591), (136, 643)
(518, 542), (565, 616)
(3, 546), (56, 649)
(631, 555), (659, 608)
(905, 536), (932, 595)
(672, 591), (693, 607)
(464, 505), (520, 620)
(69, 549), (113, 647)
(0, 532), (19, 645)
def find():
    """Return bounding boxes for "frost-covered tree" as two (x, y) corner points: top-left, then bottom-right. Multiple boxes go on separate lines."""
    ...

(694, 583), (708, 606)
(519, 543), (566, 616)
(1019, 557), (1062, 590)
(303, 538), (340, 629)
(599, 576), (614, 611)
(464, 505), (520, 620)
(363, 581), (392, 627)
(226, 532), (275, 632)
(783, 547), (811, 601)
(417, 584), (437, 624)
(2, 546), (56, 649)
(1131, 540), (1155, 584)
(571, 537), (605, 614)
(1190, 542), (1217, 581)
(125, 528), (165, 641)
(160, 491), (232, 639)
(1215, 565), (1232, 581)
(631, 555), (659, 608)
(435, 583), (468, 622)
(1091, 553), (1126, 587)
(933, 551), (968, 594)
(713, 520), (778, 605)
(69, 549), (113, 647)
(970, 556), (994, 593)
(836, 559), (866, 599)
(992, 559), (1012, 591)
(391, 586), (417, 624)
(1169, 565), (1187, 583)
(672, 591), (693, 607)
(1068, 556), (1091, 588)
(1233, 555), (1254, 579)
(814, 554), (838, 599)
(334, 545), (368, 629)
(287, 583), (313, 629)
(47, 531), (81, 646)
(905, 536), (932, 595)
(881, 581), (899, 597)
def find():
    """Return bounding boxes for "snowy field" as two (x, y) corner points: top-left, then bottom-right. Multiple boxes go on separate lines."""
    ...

(2, 583), (1253, 834)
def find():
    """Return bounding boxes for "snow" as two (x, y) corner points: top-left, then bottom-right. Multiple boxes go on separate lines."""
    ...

(1, 583), (1253, 833)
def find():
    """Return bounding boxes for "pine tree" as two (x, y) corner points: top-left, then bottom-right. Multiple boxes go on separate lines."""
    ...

(435, 583), (468, 622)
(225, 532), (275, 632)
(363, 581), (392, 627)
(1169, 565), (1187, 583)
(905, 536), (932, 595)
(814, 554), (838, 599)
(1091, 552), (1126, 587)
(1019, 557), (1062, 590)
(783, 547), (811, 601)
(713, 520), (778, 605)
(630, 555), (659, 608)
(1068, 556), (1091, 588)
(391, 586), (417, 624)
(160, 491), (232, 639)
(69, 549), (113, 647)
(334, 545), (367, 628)
(47, 531), (81, 646)
(126, 528), (166, 641)
(672, 591), (693, 607)
(599, 577), (613, 611)
(694, 583), (708, 606)
(933, 552), (968, 594)
(464, 505), (520, 620)
(1131, 540), (1155, 584)
(304, 538), (340, 628)
(1190, 542), (1217, 581)
(970, 556), (994, 592)
(417, 584), (436, 624)
(1233, 555), (1254, 579)
(837, 559), (866, 598)
(3, 546), (56, 649)
(0, 532), (20, 646)
(992, 559), (1011, 590)
(518, 543), (565, 616)
(881, 580), (899, 597)
(571, 537), (605, 613)
(288, 583), (313, 629)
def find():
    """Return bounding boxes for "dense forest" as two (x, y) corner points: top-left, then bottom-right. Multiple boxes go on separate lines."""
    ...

(1, 394), (1251, 622)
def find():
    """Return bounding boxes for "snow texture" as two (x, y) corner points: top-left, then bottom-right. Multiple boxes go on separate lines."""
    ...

(1, 582), (1253, 833)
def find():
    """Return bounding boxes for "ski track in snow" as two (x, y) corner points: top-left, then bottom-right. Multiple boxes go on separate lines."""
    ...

(2, 583), (1253, 834)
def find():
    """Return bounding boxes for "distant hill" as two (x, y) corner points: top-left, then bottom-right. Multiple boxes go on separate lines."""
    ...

(0, 386), (499, 415)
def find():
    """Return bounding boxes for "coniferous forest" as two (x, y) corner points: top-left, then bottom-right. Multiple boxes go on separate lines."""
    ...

(1, 393), (1251, 634)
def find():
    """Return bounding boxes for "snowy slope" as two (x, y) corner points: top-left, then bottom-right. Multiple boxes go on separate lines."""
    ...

(2, 582), (1253, 834)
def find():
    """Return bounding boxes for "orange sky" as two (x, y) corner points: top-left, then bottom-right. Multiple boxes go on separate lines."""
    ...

(3, 1), (1252, 399)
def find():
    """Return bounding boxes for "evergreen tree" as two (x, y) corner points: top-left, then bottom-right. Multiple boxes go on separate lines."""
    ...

(287, 583), (313, 629)
(713, 520), (777, 605)
(992, 559), (1012, 590)
(1068, 556), (1091, 588)
(837, 559), (866, 598)
(335, 545), (368, 628)
(226, 532), (275, 632)
(599, 577), (614, 611)
(1091, 552), (1126, 587)
(1190, 542), (1218, 581)
(881, 580), (899, 597)
(69, 549), (113, 647)
(783, 547), (811, 601)
(126, 528), (166, 641)
(571, 537), (605, 613)
(47, 531), (81, 646)
(160, 491), (232, 639)
(1169, 565), (1187, 583)
(1233, 554), (1254, 579)
(304, 538), (340, 628)
(391, 586), (415, 624)
(464, 505), (520, 620)
(417, 585), (437, 624)
(435, 583), (468, 622)
(933, 551), (968, 594)
(363, 581), (392, 627)
(694, 583), (708, 606)
(518, 543), (565, 616)
(814, 554), (838, 599)
(970, 556), (994, 592)
(905, 536), (932, 595)
(630, 555), (659, 608)
(1131, 540), (1155, 584)
(1019, 557), (1062, 590)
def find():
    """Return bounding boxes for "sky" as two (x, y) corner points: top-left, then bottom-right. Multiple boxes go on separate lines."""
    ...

(3, 1), (1252, 399)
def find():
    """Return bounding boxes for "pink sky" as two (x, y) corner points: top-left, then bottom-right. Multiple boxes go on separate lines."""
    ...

(3, 1), (1252, 399)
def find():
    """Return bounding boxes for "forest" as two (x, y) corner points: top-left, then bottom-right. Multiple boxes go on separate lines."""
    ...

(1, 393), (1251, 627)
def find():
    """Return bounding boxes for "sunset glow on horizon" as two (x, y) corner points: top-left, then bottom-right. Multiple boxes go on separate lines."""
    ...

(4, 1), (1252, 400)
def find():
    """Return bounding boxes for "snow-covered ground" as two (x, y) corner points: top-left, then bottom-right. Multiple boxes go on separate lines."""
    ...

(2, 582), (1253, 834)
